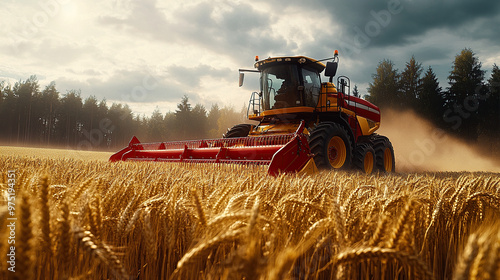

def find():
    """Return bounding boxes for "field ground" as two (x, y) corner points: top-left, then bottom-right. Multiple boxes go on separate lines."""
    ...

(0, 145), (112, 161)
(0, 147), (499, 279)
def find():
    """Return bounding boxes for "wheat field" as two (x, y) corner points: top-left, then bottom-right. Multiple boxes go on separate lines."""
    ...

(0, 152), (499, 280)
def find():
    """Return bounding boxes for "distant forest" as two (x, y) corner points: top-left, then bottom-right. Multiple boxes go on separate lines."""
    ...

(367, 48), (500, 142)
(0, 80), (247, 150)
(1, 48), (499, 151)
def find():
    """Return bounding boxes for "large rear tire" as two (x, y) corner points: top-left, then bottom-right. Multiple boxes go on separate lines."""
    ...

(371, 134), (396, 172)
(223, 124), (253, 138)
(309, 122), (352, 170)
(353, 143), (376, 174)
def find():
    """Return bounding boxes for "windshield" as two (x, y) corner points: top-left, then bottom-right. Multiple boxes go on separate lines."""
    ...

(261, 65), (300, 110)
(302, 68), (321, 107)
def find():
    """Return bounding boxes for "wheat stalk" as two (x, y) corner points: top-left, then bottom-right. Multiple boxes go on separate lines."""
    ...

(38, 175), (51, 254)
(192, 187), (207, 227)
(318, 247), (434, 280)
(16, 192), (33, 280)
(174, 228), (246, 275)
(1, 154), (499, 280)
(386, 200), (414, 249)
(74, 228), (129, 280)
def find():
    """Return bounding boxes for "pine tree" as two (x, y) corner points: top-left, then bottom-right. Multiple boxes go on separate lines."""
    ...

(59, 90), (83, 146)
(82, 96), (98, 134)
(352, 85), (360, 97)
(106, 103), (134, 147)
(147, 108), (165, 141)
(96, 99), (111, 148)
(480, 64), (500, 137)
(443, 48), (485, 140)
(367, 59), (399, 108)
(0, 82), (16, 142)
(175, 95), (193, 139)
(164, 112), (176, 141)
(40, 82), (60, 145)
(490, 64), (500, 95)
(207, 104), (221, 138)
(13, 75), (40, 143)
(417, 66), (443, 123)
(191, 104), (208, 139)
(399, 56), (423, 109)
(447, 49), (485, 104)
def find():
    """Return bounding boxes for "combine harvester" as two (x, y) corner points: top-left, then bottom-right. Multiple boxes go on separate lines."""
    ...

(110, 51), (395, 176)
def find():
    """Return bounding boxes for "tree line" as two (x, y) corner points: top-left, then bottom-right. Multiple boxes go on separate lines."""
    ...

(2, 47), (498, 151)
(0, 78), (247, 150)
(367, 48), (500, 142)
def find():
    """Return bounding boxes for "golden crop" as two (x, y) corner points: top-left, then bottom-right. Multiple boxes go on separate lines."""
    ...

(0, 154), (499, 280)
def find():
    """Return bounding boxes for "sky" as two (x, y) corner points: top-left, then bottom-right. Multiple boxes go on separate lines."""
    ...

(2, 0), (500, 116)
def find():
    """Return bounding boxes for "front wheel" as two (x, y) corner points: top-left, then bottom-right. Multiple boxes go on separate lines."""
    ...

(371, 134), (396, 172)
(223, 124), (254, 138)
(309, 122), (352, 170)
(354, 143), (376, 174)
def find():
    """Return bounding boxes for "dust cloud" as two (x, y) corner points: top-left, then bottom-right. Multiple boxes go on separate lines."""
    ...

(377, 109), (500, 173)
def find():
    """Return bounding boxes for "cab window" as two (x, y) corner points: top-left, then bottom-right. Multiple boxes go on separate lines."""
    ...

(261, 65), (300, 110)
(302, 68), (321, 107)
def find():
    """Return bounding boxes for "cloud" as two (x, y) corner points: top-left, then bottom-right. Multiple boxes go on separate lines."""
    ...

(98, 0), (294, 64)
(57, 69), (184, 103)
(98, 0), (168, 38)
(166, 64), (232, 88)
(55, 63), (239, 113)
(1, 0), (500, 118)
(315, 0), (500, 48)
(270, 0), (500, 93)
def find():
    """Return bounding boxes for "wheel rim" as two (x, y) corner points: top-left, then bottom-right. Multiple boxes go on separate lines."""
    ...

(364, 151), (374, 174)
(383, 147), (393, 172)
(328, 136), (346, 168)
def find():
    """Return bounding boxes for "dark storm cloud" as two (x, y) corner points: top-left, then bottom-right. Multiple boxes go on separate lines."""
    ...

(247, 0), (499, 57)
(314, 0), (500, 48)
(268, 0), (500, 95)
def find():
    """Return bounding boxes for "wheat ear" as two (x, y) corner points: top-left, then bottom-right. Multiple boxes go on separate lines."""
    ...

(369, 213), (389, 247)
(318, 247), (434, 280)
(386, 200), (413, 249)
(74, 228), (129, 280)
(453, 233), (479, 280)
(39, 175), (51, 253)
(56, 201), (71, 273)
(192, 187), (207, 227)
(16, 192), (33, 280)
(174, 228), (245, 273)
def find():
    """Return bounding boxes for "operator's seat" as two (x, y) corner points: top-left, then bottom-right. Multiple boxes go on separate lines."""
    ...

(274, 93), (300, 109)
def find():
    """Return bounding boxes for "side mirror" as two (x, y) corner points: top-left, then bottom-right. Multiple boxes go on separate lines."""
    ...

(325, 61), (338, 77)
(239, 73), (245, 87)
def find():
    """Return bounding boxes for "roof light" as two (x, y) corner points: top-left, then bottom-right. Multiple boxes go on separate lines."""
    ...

(334, 50), (339, 56)
(255, 56), (259, 61)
